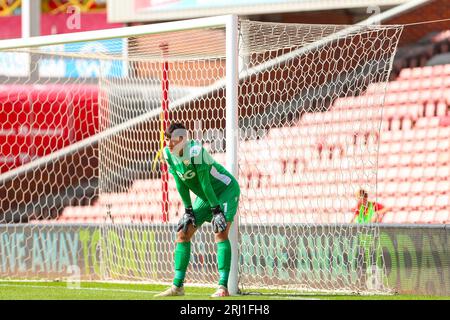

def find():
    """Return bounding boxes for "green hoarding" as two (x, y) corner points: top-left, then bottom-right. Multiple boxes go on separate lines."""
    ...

(0, 224), (448, 295)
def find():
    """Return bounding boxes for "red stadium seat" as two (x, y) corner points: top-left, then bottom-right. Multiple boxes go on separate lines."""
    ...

(398, 68), (412, 79)
(416, 117), (441, 128)
(407, 211), (422, 223)
(436, 166), (450, 178)
(391, 211), (408, 224)
(402, 118), (413, 130)
(434, 210), (449, 224)
(390, 118), (402, 130)
(435, 195), (449, 208)
(436, 101), (448, 117)
(420, 211), (436, 224)
(423, 180), (437, 193)
(382, 212), (395, 223)
(436, 181), (449, 193)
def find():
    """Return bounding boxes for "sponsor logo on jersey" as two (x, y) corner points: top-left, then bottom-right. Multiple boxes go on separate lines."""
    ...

(176, 170), (196, 181)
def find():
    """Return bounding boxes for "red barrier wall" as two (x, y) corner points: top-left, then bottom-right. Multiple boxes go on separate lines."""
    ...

(0, 84), (98, 173)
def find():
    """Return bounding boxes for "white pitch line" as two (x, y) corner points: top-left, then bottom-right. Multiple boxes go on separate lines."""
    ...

(0, 283), (321, 300)
(0, 283), (191, 295)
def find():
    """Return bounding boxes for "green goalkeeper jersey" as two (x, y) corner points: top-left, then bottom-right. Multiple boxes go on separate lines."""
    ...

(163, 140), (239, 208)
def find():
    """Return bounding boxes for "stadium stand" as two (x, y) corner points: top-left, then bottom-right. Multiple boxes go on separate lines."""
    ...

(391, 29), (450, 78)
(51, 30), (450, 223)
(59, 64), (450, 223)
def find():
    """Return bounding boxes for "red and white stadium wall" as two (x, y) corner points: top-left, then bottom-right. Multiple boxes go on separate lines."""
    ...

(0, 12), (124, 40)
(0, 84), (98, 174)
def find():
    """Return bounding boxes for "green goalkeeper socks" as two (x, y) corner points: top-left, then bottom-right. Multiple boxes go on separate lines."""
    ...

(173, 240), (231, 288)
(173, 241), (191, 288)
(217, 239), (232, 288)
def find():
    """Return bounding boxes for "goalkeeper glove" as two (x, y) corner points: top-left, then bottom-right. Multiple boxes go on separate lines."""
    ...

(177, 207), (196, 233)
(211, 205), (227, 233)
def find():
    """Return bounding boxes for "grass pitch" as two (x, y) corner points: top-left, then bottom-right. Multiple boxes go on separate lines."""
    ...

(0, 281), (448, 300)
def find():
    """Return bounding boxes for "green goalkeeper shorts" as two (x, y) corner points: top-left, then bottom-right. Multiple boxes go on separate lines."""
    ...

(192, 185), (240, 227)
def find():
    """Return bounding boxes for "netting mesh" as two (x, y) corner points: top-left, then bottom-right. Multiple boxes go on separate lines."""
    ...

(237, 21), (403, 293)
(0, 19), (403, 294)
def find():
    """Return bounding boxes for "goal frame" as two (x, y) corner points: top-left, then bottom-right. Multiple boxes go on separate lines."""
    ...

(0, 11), (407, 295)
(0, 14), (241, 294)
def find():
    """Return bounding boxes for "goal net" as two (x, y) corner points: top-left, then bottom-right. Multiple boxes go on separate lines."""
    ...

(0, 16), (402, 294)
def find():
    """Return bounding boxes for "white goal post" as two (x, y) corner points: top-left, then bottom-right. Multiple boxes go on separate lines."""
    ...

(0, 14), (403, 295)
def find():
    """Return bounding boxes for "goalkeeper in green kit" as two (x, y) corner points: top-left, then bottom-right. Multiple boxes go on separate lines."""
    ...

(155, 123), (240, 298)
